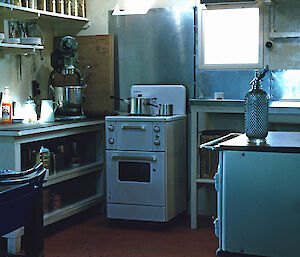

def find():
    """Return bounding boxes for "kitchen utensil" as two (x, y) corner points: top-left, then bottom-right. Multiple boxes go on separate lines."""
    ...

(110, 95), (155, 116)
(23, 97), (37, 123)
(158, 104), (173, 116)
(40, 99), (56, 122)
(50, 84), (87, 116)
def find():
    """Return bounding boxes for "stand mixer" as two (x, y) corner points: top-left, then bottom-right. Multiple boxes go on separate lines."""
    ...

(48, 36), (87, 120)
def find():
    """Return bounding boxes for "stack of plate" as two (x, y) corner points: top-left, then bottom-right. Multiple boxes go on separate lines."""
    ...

(20, 37), (42, 45)
(5, 38), (20, 44)
(0, 33), (5, 43)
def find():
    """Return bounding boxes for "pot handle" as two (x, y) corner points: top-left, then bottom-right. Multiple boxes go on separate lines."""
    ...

(146, 102), (159, 107)
(110, 95), (129, 104)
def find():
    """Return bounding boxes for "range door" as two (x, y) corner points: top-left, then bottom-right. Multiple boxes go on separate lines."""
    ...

(106, 150), (167, 221)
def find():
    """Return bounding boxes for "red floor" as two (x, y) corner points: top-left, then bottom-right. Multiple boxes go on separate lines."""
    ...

(44, 213), (218, 257)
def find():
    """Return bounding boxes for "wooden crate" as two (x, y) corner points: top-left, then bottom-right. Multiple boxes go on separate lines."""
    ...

(54, 35), (114, 117)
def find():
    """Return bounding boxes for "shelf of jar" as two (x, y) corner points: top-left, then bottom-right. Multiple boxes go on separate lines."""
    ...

(43, 193), (104, 226)
(43, 161), (104, 187)
(0, 2), (89, 23)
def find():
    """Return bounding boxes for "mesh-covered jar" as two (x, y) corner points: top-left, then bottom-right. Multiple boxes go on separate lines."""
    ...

(245, 67), (269, 143)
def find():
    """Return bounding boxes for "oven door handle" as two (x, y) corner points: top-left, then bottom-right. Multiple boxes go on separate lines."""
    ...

(111, 155), (157, 162)
(121, 125), (146, 130)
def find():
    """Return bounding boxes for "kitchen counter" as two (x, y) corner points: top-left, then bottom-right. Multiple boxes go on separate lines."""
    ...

(0, 119), (105, 136)
(189, 99), (300, 229)
(190, 99), (300, 120)
(217, 132), (300, 153)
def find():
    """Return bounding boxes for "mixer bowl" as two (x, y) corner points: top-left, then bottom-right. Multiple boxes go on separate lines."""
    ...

(52, 85), (87, 116)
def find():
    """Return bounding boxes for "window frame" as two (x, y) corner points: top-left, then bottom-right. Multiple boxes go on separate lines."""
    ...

(198, 3), (264, 70)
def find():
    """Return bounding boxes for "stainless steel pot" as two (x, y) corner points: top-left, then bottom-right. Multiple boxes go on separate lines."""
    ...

(158, 104), (173, 116)
(51, 85), (87, 116)
(110, 96), (156, 116)
(129, 97), (153, 116)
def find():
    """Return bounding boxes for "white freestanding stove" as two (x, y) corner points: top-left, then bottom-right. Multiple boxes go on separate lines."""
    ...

(105, 85), (187, 222)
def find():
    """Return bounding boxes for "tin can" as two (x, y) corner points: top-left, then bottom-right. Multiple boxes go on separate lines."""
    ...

(51, 193), (62, 210)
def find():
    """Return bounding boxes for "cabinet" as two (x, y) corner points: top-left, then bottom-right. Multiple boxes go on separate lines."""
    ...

(0, 120), (105, 253)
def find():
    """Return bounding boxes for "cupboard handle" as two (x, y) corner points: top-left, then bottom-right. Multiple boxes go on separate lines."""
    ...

(112, 155), (157, 162)
(121, 125), (145, 130)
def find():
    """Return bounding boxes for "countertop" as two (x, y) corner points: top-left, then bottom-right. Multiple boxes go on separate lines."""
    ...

(0, 119), (105, 136)
(217, 132), (300, 153)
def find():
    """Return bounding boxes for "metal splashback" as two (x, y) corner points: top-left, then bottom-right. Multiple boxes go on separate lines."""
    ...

(108, 7), (195, 112)
(197, 69), (300, 101)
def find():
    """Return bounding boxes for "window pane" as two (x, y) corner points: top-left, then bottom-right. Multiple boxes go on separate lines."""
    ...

(203, 7), (259, 65)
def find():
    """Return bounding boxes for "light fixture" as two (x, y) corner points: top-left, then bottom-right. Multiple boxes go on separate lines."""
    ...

(112, 0), (153, 15)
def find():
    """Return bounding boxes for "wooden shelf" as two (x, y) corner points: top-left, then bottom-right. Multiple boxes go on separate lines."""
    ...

(43, 194), (104, 226)
(0, 3), (89, 23)
(44, 161), (104, 187)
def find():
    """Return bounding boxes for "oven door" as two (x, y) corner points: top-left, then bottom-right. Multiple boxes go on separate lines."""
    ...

(106, 150), (165, 206)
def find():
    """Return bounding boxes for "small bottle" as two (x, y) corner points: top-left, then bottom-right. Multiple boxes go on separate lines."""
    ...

(1, 87), (12, 124)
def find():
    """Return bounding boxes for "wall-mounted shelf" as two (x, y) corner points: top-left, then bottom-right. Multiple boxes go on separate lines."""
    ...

(0, 3), (89, 23)
(0, 42), (43, 55)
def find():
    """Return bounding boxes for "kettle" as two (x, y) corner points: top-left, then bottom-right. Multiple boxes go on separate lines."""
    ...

(40, 100), (56, 122)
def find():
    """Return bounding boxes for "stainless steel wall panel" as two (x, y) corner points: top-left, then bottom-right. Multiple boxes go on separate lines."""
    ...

(109, 8), (195, 112)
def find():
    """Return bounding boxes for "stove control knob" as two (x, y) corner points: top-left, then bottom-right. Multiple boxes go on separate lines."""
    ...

(107, 124), (114, 131)
(154, 126), (160, 133)
(154, 139), (161, 146)
(108, 138), (115, 144)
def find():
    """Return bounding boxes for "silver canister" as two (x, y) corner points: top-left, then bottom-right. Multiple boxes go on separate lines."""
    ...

(158, 104), (173, 116)
(245, 67), (269, 144)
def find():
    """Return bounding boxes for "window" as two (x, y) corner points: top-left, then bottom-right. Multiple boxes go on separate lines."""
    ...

(198, 5), (263, 69)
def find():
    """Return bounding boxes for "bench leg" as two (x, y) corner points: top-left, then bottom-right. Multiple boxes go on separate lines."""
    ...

(3, 227), (24, 254)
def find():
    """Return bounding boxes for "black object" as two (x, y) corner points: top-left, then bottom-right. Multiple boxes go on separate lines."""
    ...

(32, 80), (41, 98)
(201, 0), (256, 4)
(0, 163), (46, 257)
(265, 41), (273, 49)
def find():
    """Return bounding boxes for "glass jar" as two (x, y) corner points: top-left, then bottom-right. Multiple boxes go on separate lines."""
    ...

(70, 0), (76, 16)
(37, 0), (44, 9)
(56, 0), (62, 13)
(64, 0), (69, 15)
(77, 0), (85, 17)
(28, 0), (37, 9)
(12, 0), (22, 6)
(46, 0), (54, 12)
(21, 0), (28, 7)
